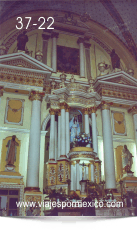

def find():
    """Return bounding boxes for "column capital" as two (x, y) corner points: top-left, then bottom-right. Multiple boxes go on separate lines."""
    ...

(60, 102), (68, 110)
(82, 108), (89, 115)
(128, 106), (137, 115)
(42, 33), (51, 40)
(51, 32), (59, 38)
(101, 101), (113, 110)
(57, 109), (61, 116)
(84, 42), (91, 49)
(49, 108), (57, 115)
(29, 91), (45, 101)
(76, 160), (80, 164)
(89, 106), (97, 113)
(77, 37), (85, 44)
(0, 87), (4, 97)
(65, 105), (71, 112)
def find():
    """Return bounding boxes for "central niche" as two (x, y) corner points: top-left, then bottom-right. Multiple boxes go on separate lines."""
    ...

(69, 108), (83, 144)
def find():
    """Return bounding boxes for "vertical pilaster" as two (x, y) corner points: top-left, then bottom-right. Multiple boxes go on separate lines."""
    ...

(101, 102), (116, 189)
(55, 117), (58, 161)
(42, 33), (50, 64)
(49, 109), (56, 160)
(77, 37), (85, 78)
(128, 106), (137, 154)
(57, 110), (61, 159)
(83, 108), (90, 147)
(0, 87), (4, 110)
(84, 42), (91, 80)
(90, 162), (94, 182)
(60, 103), (66, 158)
(76, 160), (80, 190)
(71, 162), (76, 191)
(26, 91), (44, 190)
(66, 105), (70, 155)
(51, 32), (59, 72)
(90, 106), (98, 154)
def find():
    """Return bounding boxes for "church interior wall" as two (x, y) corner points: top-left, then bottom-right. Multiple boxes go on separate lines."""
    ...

(0, 7), (137, 216)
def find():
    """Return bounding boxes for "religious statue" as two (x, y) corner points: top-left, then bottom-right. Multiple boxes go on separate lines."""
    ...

(17, 31), (28, 51)
(122, 145), (133, 172)
(69, 115), (80, 142)
(110, 49), (120, 69)
(6, 135), (19, 166)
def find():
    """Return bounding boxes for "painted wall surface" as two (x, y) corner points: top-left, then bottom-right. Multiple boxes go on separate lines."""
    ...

(0, 92), (31, 129)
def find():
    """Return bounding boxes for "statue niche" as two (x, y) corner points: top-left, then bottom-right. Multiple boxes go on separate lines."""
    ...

(122, 145), (133, 173)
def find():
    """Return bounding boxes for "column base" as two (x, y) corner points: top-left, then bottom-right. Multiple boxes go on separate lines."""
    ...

(25, 187), (40, 192)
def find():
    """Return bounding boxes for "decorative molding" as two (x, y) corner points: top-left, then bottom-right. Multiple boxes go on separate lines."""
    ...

(0, 126), (48, 135)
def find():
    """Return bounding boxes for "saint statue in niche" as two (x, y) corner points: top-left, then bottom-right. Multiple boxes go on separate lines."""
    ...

(110, 49), (120, 69)
(69, 114), (80, 142)
(5, 135), (19, 166)
(17, 31), (28, 51)
(122, 145), (133, 172)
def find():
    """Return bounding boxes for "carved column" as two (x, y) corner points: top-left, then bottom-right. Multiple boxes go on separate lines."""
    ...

(51, 32), (59, 72)
(26, 91), (44, 190)
(66, 105), (70, 155)
(128, 106), (137, 154)
(90, 106), (98, 154)
(77, 37), (85, 78)
(84, 42), (91, 80)
(49, 108), (56, 160)
(42, 33), (51, 64)
(101, 102), (116, 189)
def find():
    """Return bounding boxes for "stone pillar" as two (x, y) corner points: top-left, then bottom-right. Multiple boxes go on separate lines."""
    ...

(51, 32), (59, 72)
(77, 37), (85, 78)
(101, 102), (116, 189)
(90, 107), (98, 154)
(83, 108), (90, 147)
(76, 160), (80, 190)
(49, 109), (56, 160)
(66, 105), (70, 155)
(57, 110), (61, 159)
(42, 33), (50, 64)
(26, 91), (44, 190)
(60, 103), (66, 158)
(128, 106), (137, 154)
(84, 42), (91, 80)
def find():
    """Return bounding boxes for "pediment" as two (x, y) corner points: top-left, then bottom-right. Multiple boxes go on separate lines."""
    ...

(0, 52), (53, 73)
(97, 71), (137, 88)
